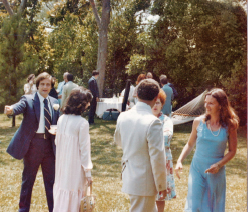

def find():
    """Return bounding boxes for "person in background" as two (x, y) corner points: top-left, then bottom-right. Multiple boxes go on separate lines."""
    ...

(115, 79), (167, 212)
(133, 73), (146, 104)
(175, 88), (239, 212)
(24, 74), (37, 95)
(88, 70), (99, 125)
(53, 87), (93, 212)
(146, 72), (153, 79)
(152, 89), (176, 212)
(168, 81), (178, 99)
(49, 77), (58, 99)
(121, 80), (135, 107)
(160, 75), (174, 117)
(57, 72), (69, 106)
(5, 72), (60, 212)
(61, 73), (78, 109)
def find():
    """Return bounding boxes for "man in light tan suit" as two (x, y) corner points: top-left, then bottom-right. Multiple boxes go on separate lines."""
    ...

(61, 73), (78, 108)
(114, 79), (167, 212)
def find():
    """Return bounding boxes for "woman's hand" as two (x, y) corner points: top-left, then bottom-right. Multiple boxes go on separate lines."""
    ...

(87, 177), (93, 185)
(205, 163), (220, 174)
(175, 161), (183, 179)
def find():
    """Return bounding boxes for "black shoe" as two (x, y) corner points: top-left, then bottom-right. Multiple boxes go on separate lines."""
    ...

(89, 123), (95, 125)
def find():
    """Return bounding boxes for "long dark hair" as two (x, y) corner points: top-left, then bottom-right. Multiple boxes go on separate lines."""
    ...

(27, 74), (35, 83)
(63, 87), (92, 115)
(204, 88), (239, 131)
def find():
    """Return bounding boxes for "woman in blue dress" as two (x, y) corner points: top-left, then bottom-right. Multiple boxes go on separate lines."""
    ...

(175, 88), (239, 212)
(152, 89), (176, 212)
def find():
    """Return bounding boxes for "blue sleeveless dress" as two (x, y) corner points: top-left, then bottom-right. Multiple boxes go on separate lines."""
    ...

(185, 120), (228, 212)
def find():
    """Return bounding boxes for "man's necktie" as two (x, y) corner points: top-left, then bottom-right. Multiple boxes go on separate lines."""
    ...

(44, 99), (52, 138)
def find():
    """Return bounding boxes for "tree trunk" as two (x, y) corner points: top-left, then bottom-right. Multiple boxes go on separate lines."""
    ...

(90, 0), (110, 97)
(2, 0), (27, 16)
(2, 0), (14, 16)
(97, 25), (108, 97)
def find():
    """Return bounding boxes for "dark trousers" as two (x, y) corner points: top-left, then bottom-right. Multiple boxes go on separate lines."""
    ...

(19, 137), (55, 212)
(88, 98), (97, 124)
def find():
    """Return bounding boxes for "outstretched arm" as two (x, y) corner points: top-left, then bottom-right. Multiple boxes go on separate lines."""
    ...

(5, 96), (27, 116)
(175, 117), (200, 179)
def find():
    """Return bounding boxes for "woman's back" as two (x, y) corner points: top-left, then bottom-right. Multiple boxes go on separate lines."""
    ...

(54, 114), (92, 212)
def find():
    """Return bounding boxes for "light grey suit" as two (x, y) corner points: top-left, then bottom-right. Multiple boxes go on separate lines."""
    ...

(114, 102), (167, 211)
(61, 81), (78, 108)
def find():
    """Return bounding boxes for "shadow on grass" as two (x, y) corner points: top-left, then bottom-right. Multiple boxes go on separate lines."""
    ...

(89, 118), (122, 178)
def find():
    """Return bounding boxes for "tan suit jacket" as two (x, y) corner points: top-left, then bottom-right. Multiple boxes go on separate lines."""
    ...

(61, 81), (78, 107)
(114, 102), (167, 196)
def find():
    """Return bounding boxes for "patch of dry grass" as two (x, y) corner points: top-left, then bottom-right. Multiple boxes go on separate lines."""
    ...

(0, 115), (246, 211)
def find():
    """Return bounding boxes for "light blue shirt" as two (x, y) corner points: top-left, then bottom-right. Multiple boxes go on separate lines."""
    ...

(36, 92), (52, 133)
(57, 81), (66, 95)
(161, 84), (174, 115)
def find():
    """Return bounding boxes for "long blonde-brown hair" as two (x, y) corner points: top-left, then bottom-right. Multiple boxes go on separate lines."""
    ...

(204, 88), (239, 132)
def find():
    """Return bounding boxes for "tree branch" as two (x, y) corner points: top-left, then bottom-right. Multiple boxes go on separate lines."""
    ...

(18, 0), (27, 15)
(101, 0), (110, 27)
(89, 0), (101, 27)
(2, 0), (14, 16)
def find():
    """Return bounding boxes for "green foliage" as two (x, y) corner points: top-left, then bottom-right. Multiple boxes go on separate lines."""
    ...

(74, 76), (85, 87)
(48, 0), (90, 25)
(105, 0), (145, 95)
(48, 12), (98, 83)
(0, 0), (48, 109)
(126, 54), (148, 75)
(0, 15), (28, 106)
(0, 0), (246, 124)
(151, 0), (245, 89)
(221, 60), (247, 126)
(125, 0), (246, 125)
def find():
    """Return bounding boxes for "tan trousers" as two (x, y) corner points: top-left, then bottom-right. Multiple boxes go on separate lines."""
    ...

(129, 195), (157, 212)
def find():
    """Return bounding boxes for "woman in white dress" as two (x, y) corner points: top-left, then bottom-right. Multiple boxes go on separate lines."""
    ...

(24, 74), (37, 94)
(53, 87), (93, 212)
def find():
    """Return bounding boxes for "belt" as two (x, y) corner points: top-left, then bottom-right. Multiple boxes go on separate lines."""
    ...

(34, 133), (48, 139)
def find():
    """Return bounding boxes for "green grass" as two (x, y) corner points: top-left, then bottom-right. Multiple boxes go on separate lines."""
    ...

(0, 114), (246, 211)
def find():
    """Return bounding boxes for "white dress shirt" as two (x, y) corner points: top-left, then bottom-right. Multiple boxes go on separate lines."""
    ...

(36, 92), (52, 133)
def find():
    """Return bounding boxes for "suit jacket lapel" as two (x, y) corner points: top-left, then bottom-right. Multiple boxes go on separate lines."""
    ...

(33, 92), (40, 123)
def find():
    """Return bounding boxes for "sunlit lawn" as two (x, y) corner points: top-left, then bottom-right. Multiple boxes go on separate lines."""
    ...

(0, 114), (246, 211)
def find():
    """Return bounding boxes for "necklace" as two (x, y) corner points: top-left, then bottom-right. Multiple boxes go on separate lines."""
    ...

(209, 123), (221, 137)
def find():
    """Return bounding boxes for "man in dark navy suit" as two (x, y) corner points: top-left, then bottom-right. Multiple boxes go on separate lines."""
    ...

(5, 72), (60, 212)
(88, 70), (99, 125)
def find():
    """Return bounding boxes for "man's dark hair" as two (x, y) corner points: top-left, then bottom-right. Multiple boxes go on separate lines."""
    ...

(27, 74), (35, 83)
(67, 73), (74, 81)
(36, 72), (53, 88)
(160, 75), (168, 85)
(137, 79), (160, 101)
(92, 70), (99, 76)
(63, 87), (92, 115)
